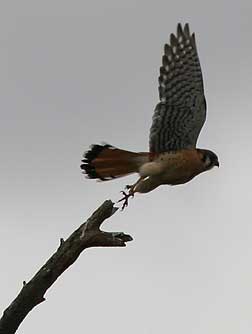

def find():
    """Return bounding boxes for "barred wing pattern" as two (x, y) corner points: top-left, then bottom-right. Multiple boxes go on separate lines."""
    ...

(149, 23), (206, 153)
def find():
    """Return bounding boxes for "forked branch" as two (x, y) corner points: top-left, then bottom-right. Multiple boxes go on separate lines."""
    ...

(0, 200), (132, 334)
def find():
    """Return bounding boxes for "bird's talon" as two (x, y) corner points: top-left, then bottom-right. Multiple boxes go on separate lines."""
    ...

(118, 190), (134, 210)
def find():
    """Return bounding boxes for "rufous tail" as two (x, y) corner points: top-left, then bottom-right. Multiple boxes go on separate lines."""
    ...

(81, 144), (149, 181)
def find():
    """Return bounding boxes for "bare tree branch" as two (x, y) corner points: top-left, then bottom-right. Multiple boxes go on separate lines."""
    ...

(0, 200), (132, 334)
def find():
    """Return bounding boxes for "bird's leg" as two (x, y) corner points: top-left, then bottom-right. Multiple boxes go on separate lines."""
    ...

(118, 177), (143, 210)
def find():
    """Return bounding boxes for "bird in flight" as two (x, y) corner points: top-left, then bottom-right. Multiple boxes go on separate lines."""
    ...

(81, 23), (219, 209)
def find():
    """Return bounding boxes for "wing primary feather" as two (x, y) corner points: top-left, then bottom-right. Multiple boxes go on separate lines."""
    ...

(191, 33), (197, 49)
(177, 23), (183, 39)
(170, 33), (178, 47)
(162, 55), (169, 67)
(164, 44), (172, 57)
(184, 23), (190, 37)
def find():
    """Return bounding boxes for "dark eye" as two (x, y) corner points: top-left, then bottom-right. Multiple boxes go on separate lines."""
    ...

(202, 154), (208, 163)
(202, 155), (212, 168)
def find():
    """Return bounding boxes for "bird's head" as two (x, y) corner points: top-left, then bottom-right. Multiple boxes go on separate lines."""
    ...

(197, 149), (219, 171)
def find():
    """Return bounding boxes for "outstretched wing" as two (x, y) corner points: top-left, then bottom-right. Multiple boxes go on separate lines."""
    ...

(149, 23), (206, 153)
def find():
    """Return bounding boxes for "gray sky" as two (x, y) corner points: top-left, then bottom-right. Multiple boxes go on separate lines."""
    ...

(1, 0), (252, 333)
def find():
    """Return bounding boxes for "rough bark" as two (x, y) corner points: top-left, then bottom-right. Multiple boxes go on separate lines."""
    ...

(0, 200), (132, 334)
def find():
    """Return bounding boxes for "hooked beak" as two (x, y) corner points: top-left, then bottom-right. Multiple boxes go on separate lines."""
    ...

(215, 160), (220, 168)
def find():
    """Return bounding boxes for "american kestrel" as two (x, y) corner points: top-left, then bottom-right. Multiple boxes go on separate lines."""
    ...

(81, 23), (219, 209)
